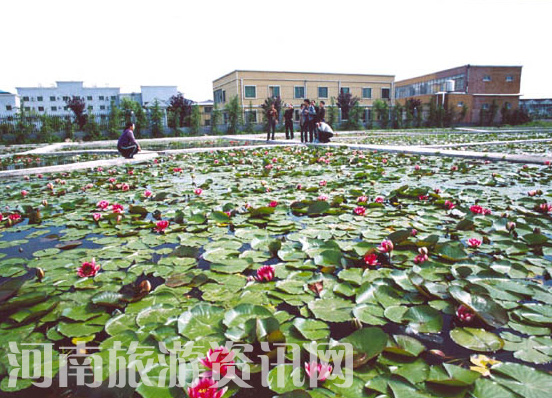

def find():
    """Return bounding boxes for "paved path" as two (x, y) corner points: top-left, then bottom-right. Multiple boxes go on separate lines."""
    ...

(2, 129), (551, 179)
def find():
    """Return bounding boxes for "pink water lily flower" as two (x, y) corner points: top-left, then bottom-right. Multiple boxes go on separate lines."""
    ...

(317, 195), (328, 201)
(357, 196), (368, 203)
(154, 220), (169, 233)
(21, 190), (28, 198)
(538, 203), (552, 213)
(468, 238), (482, 248)
(187, 378), (227, 398)
(414, 247), (429, 264)
(296, 184), (303, 190)
(304, 361), (333, 382)
(268, 201), (278, 208)
(255, 265), (275, 282)
(97, 200), (109, 210)
(199, 347), (235, 376)
(111, 203), (124, 213)
(319, 180), (327, 187)
(444, 200), (455, 210)
(470, 205), (491, 215)
(377, 239), (394, 253)
(414, 165), (421, 171)
(144, 190), (153, 198)
(194, 188), (203, 196)
(121, 183), (130, 191)
(77, 258), (100, 278)
(8, 213), (21, 221)
(374, 197), (384, 203)
(92, 213), (102, 222)
(354, 206), (366, 216)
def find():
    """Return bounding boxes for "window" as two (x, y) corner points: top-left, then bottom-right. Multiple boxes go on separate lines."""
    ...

(205, 119), (211, 126)
(111, 96), (116, 100)
(37, 96), (43, 102)
(214, 89), (226, 104)
(294, 109), (301, 122)
(318, 87), (328, 98)
(269, 86), (280, 98)
(244, 86), (256, 99)
(88, 106), (93, 111)
(457, 101), (464, 107)
(362, 88), (372, 99)
(505, 102), (511, 109)
(340, 87), (350, 94)
(245, 110), (257, 123)
(50, 96), (56, 101)
(381, 88), (390, 99)
(64, 106), (68, 111)
(294, 86), (305, 99)
(87, 96), (93, 101)
(204, 106), (212, 114)
(100, 105), (105, 110)
(5, 105), (12, 111)
(99, 96), (105, 100)
(51, 106), (57, 111)
(483, 75), (491, 82)
(62, 96), (69, 101)
(23, 96), (30, 101)
(481, 103), (489, 110)
(24, 107), (31, 111)
(506, 76), (514, 82)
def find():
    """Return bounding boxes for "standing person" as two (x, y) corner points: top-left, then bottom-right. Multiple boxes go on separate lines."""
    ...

(318, 101), (326, 122)
(117, 122), (141, 159)
(300, 103), (308, 143)
(283, 104), (294, 140)
(307, 99), (317, 142)
(266, 103), (278, 141)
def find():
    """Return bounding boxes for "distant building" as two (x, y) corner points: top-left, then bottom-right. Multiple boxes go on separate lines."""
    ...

(520, 98), (552, 119)
(16, 81), (120, 119)
(212, 70), (395, 123)
(140, 86), (178, 109)
(195, 100), (213, 126)
(0, 90), (19, 117)
(395, 65), (522, 124)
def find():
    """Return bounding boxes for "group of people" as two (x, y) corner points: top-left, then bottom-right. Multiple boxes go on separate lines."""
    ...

(267, 99), (334, 143)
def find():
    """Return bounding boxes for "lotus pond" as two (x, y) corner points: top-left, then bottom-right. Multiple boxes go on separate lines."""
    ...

(1, 145), (552, 398)
(333, 130), (552, 146)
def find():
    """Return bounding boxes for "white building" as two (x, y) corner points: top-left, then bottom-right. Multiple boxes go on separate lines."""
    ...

(16, 81), (120, 117)
(0, 90), (20, 117)
(140, 86), (178, 109)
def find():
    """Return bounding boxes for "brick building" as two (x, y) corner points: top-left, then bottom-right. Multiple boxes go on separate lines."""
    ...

(212, 70), (395, 123)
(395, 65), (522, 124)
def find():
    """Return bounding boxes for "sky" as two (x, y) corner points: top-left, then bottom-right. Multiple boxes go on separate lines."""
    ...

(1, 0), (550, 100)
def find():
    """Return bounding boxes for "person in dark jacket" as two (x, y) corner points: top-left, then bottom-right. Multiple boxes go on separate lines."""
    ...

(266, 104), (278, 141)
(117, 122), (141, 159)
(318, 101), (326, 122)
(283, 104), (294, 140)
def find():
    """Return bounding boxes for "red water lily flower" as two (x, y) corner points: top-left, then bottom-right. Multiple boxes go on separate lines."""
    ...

(268, 201), (278, 208)
(374, 197), (384, 203)
(255, 265), (275, 282)
(187, 378), (226, 398)
(97, 200), (109, 210)
(194, 188), (203, 196)
(199, 347), (235, 376)
(111, 203), (124, 213)
(456, 305), (475, 323)
(467, 238), (482, 248)
(354, 206), (366, 216)
(364, 253), (380, 267)
(77, 258), (100, 278)
(444, 200), (455, 210)
(154, 220), (169, 233)
(21, 190), (28, 198)
(144, 190), (153, 198)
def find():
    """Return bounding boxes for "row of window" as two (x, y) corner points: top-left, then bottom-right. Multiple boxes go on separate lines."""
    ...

(21, 106), (110, 112)
(483, 75), (515, 82)
(21, 95), (117, 102)
(243, 86), (390, 100)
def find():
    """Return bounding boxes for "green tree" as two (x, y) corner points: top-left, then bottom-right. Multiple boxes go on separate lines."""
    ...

(244, 102), (256, 134)
(15, 102), (33, 144)
(328, 97), (338, 129)
(65, 96), (87, 129)
(135, 106), (148, 135)
(39, 114), (57, 143)
(391, 104), (403, 129)
(84, 112), (101, 140)
(372, 99), (389, 129)
(108, 101), (123, 139)
(211, 102), (221, 135)
(458, 104), (468, 124)
(225, 95), (242, 134)
(344, 102), (362, 130)
(190, 104), (201, 136)
(149, 100), (164, 138)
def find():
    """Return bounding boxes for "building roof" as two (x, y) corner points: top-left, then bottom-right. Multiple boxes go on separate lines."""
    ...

(0, 90), (10, 94)
(214, 69), (395, 82)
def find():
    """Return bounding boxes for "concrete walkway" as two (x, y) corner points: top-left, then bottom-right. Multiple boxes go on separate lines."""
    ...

(1, 129), (551, 179)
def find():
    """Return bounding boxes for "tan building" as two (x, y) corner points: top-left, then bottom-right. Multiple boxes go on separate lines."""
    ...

(212, 70), (395, 122)
(395, 65), (522, 124)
